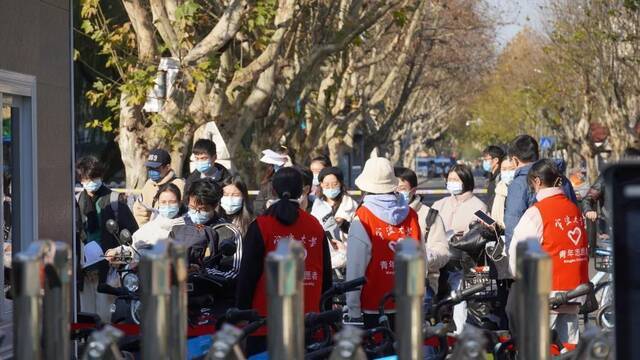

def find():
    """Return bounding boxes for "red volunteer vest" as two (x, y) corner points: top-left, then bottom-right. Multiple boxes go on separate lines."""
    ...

(534, 193), (589, 291)
(251, 210), (325, 335)
(357, 206), (421, 312)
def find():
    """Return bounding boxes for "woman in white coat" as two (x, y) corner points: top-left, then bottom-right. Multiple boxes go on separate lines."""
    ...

(310, 167), (358, 271)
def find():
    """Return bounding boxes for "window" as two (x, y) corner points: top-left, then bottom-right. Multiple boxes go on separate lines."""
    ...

(0, 70), (38, 324)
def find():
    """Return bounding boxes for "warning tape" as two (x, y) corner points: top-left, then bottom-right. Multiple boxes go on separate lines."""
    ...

(75, 188), (488, 196)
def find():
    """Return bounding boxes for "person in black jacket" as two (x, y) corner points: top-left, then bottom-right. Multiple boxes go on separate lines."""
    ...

(236, 167), (332, 356)
(170, 178), (242, 314)
(76, 156), (138, 321)
(184, 139), (231, 202)
(482, 145), (505, 209)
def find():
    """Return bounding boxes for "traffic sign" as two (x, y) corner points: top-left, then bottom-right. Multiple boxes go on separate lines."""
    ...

(540, 136), (555, 150)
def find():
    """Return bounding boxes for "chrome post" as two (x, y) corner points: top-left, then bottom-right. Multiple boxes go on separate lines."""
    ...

(395, 238), (425, 360)
(516, 240), (552, 360)
(265, 238), (305, 360)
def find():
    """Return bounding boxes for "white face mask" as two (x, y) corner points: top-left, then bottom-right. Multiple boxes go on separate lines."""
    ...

(446, 181), (464, 195)
(501, 170), (515, 185)
(220, 196), (243, 215)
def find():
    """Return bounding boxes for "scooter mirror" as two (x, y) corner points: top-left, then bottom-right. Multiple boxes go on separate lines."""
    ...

(119, 229), (132, 246)
(106, 219), (119, 235)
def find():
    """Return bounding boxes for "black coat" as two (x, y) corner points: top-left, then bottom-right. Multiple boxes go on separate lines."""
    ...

(183, 163), (232, 203)
(76, 185), (139, 252)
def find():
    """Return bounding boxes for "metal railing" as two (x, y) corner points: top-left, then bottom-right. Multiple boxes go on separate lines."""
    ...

(394, 238), (425, 360)
(139, 239), (188, 360)
(266, 237), (305, 359)
(13, 240), (71, 360)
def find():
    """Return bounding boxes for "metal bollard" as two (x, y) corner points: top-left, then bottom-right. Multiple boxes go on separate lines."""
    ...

(265, 237), (305, 360)
(81, 325), (125, 360)
(515, 240), (552, 360)
(139, 239), (188, 360)
(13, 240), (71, 360)
(394, 238), (425, 360)
(329, 325), (367, 360)
(207, 324), (247, 360)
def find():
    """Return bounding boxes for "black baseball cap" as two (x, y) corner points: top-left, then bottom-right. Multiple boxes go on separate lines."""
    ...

(145, 149), (171, 168)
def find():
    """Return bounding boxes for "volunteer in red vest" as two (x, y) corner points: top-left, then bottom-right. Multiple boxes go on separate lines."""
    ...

(507, 159), (589, 345)
(345, 156), (421, 329)
(236, 167), (332, 356)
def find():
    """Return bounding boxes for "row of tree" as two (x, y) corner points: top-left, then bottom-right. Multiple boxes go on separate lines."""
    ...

(466, 0), (640, 181)
(77, 0), (494, 187)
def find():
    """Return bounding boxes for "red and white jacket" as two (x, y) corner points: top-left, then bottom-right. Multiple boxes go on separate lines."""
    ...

(509, 188), (589, 293)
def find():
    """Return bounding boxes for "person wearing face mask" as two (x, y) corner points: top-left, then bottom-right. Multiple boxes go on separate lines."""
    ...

(170, 178), (243, 314)
(504, 135), (577, 254)
(311, 167), (358, 271)
(236, 167), (332, 356)
(75, 156), (139, 321)
(309, 155), (332, 202)
(345, 157), (421, 335)
(184, 139), (232, 205)
(432, 163), (487, 334)
(482, 145), (506, 209)
(219, 176), (254, 236)
(129, 184), (186, 249)
(506, 159), (589, 347)
(394, 167), (449, 294)
(133, 149), (185, 226)
(491, 158), (516, 229)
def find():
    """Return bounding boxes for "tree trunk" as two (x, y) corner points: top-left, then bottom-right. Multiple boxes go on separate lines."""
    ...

(118, 93), (149, 188)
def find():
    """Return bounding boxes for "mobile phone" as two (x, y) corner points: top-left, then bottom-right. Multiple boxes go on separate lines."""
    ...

(474, 210), (496, 226)
(605, 161), (640, 357)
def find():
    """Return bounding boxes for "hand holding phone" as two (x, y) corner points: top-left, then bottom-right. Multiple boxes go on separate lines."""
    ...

(474, 210), (496, 226)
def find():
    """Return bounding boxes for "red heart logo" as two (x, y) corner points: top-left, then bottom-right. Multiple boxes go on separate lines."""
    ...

(388, 241), (397, 253)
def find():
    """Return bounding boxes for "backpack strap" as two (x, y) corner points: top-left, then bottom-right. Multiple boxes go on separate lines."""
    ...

(424, 208), (439, 239)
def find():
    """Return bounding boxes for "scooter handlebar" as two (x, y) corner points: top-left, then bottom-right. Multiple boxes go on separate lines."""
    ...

(305, 309), (343, 328)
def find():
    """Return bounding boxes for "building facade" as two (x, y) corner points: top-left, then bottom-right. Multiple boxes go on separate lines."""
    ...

(0, 0), (73, 355)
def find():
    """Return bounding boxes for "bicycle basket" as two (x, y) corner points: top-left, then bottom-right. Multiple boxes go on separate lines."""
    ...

(462, 266), (498, 299)
(594, 249), (613, 273)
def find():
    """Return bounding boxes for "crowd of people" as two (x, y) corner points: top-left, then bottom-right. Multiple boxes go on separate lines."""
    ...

(74, 134), (637, 354)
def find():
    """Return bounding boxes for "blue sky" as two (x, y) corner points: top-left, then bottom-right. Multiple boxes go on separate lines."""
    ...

(486, 0), (547, 48)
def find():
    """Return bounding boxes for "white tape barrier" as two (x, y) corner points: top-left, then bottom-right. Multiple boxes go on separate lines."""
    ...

(75, 187), (487, 196)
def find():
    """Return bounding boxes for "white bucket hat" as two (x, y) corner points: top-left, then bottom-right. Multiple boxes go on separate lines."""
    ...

(355, 157), (399, 194)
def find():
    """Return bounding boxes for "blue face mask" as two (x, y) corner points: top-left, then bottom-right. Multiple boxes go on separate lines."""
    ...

(158, 204), (180, 219)
(83, 179), (103, 193)
(312, 174), (320, 187)
(148, 169), (162, 182)
(273, 164), (283, 172)
(195, 160), (212, 174)
(323, 188), (341, 200)
(482, 159), (492, 172)
(399, 191), (412, 203)
(220, 196), (243, 215)
(188, 209), (212, 225)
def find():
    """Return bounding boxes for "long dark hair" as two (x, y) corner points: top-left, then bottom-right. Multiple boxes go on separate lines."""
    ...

(318, 167), (346, 213)
(220, 175), (254, 235)
(265, 167), (302, 225)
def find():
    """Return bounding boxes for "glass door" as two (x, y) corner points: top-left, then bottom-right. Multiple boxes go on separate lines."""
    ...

(0, 94), (14, 323)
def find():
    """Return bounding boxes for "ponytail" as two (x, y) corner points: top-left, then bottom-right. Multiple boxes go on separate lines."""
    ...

(266, 167), (303, 225)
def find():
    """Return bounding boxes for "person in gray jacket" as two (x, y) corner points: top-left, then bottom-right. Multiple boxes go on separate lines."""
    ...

(394, 167), (449, 293)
